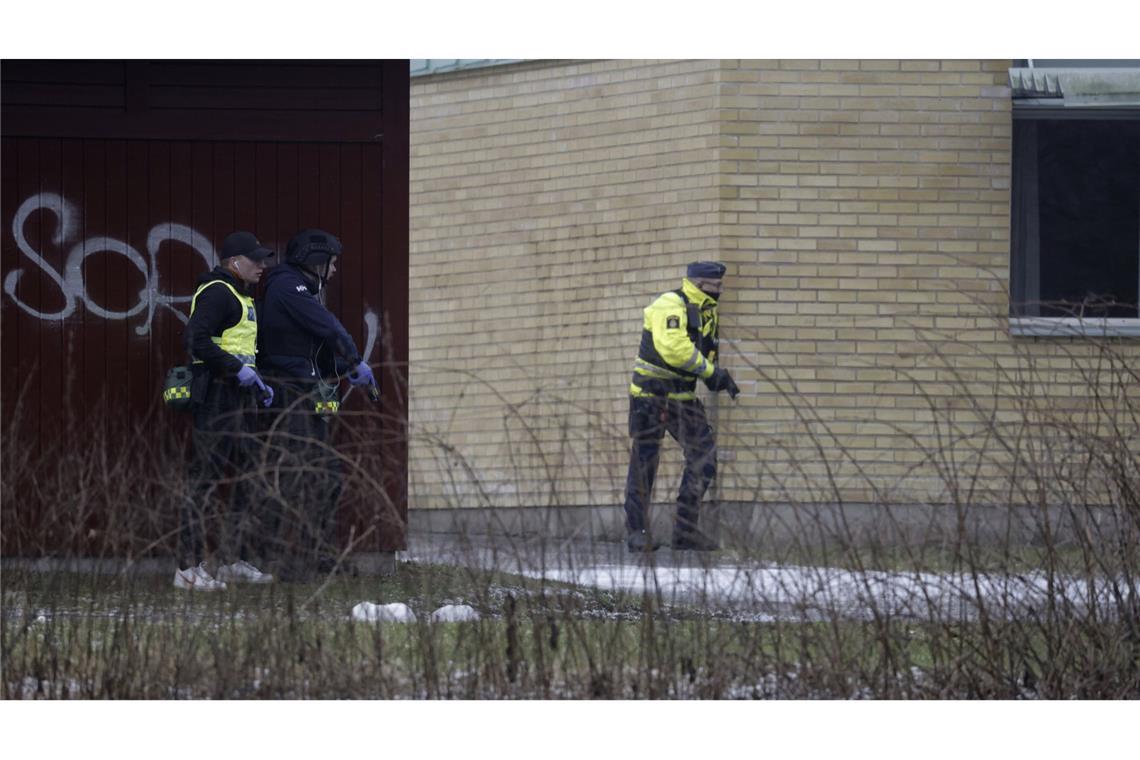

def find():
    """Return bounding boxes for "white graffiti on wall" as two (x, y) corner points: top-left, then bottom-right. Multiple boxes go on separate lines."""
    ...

(4, 193), (379, 364)
(4, 192), (215, 335)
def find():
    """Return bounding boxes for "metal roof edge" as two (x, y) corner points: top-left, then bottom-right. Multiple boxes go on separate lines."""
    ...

(1010, 67), (1140, 106)
(410, 59), (526, 77)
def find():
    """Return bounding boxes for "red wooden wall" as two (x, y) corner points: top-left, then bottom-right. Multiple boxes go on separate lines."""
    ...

(1, 61), (409, 553)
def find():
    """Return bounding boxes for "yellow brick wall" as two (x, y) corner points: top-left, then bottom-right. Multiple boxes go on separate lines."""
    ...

(715, 59), (1138, 507)
(410, 60), (726, 509)
(410, 59), (1140, 512)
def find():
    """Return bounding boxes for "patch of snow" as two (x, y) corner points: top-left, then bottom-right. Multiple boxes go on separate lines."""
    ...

(351, 602), (417, 623)
(525, 562), (1126, 622)
(430, 604), (480, 622)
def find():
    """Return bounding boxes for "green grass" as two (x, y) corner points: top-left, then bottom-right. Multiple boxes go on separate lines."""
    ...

(1, 562), (663, 698)
(5, 560), (1138, 699)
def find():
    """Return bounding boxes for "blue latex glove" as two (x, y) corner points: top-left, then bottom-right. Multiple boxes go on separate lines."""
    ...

(236, 366), (274, 407)
(348, 360), (376, 387)
(236, 366), (261, 387)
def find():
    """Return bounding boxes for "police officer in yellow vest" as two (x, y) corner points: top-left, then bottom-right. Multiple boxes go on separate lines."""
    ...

(175, 231), (276, 591)
(624, 261), (740, 553)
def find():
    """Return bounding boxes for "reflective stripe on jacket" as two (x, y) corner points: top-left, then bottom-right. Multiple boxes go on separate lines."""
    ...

(630, 277), (719, 400)
(190, 280), (257, 367)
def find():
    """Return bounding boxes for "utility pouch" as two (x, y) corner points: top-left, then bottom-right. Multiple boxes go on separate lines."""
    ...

(162, 365), (194, 412)
(315, 380), (340, 416)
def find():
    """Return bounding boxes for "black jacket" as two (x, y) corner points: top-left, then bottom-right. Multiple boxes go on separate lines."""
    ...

(183, 267), (250, 378)
(258, 263), (361, 382)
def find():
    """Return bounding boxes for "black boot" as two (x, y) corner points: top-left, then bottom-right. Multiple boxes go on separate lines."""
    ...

(626, 530), (662, 553)
(671, 527), (719, 551)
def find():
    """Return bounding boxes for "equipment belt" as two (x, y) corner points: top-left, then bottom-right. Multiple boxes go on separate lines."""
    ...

(630, 372), (696, 396)
(633, 357), (690, 380)
(193, 354), (256, 366)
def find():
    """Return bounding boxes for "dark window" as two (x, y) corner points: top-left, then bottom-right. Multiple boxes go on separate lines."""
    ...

(1011, 117), (1140, 319)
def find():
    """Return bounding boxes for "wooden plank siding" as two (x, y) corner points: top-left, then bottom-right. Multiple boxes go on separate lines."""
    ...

(1, 60), (409, 554)
(2, 60), (395, 142)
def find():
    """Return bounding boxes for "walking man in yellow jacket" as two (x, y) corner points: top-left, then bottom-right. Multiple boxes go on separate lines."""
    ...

(624, 261), (739, 552)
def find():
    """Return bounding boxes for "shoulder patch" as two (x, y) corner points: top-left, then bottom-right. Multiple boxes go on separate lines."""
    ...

(666, 315), (681, 329)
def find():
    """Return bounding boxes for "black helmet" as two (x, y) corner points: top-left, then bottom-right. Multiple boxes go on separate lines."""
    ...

(285, 229), (342, 269)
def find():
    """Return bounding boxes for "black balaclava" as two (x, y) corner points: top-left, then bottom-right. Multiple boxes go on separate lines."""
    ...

(687, 260), (726, 299)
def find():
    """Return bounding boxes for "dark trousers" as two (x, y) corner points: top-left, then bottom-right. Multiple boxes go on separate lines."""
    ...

(622, 396), (717, 537)
(182, 375), (259, 566)
(260, 381), (344, 578)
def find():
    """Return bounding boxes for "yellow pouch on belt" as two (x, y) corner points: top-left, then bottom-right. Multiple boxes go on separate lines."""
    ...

(162, 365), (193, 412)
(315, 382), (340, 416)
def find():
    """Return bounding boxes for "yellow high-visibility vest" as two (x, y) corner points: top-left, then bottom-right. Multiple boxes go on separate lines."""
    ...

(189, 279), (258, 367)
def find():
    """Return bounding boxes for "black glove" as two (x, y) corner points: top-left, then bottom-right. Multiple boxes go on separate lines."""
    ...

(705, 368), (740, 399)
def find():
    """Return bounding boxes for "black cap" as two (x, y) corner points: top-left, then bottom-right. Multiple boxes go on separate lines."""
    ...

(220, 231), (274, 262)
(687, 261), (726, 279)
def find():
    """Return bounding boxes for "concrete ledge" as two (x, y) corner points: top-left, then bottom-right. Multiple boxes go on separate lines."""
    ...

(4, 501), (1123, 573)
(408, 501), (1126, 549)
(2, 552), (398, 577)
(409, 503), (621, 541)
(0, 557), (172, 575)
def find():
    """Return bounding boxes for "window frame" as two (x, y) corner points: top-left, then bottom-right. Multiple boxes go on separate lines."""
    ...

(1009, 106), (1140, 338)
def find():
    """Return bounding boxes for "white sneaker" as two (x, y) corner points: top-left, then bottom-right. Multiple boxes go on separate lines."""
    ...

(173, 562), (227, 591)
(215, 560), (274, 585)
